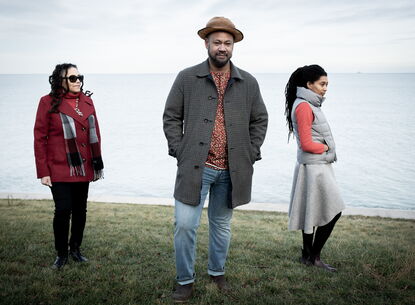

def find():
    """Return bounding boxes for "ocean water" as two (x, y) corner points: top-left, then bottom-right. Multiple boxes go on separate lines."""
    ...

(0, 73), (414, 210)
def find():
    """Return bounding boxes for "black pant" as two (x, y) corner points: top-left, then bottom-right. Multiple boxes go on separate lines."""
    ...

(50, 182), (89, 257)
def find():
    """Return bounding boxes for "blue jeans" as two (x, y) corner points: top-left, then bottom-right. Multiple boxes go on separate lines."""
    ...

(174, 166), (233, 285)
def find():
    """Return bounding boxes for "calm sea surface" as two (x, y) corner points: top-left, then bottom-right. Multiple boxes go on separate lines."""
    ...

(0, 73), (414, 210)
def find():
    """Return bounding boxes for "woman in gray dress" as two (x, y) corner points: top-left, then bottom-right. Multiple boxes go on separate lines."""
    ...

(284, 65), (345, 272)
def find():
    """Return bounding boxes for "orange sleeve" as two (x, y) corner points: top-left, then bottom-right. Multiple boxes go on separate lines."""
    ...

(295, 102), (326, 154)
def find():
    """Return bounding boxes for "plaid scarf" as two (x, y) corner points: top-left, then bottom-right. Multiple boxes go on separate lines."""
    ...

(59, 113), (104, 180)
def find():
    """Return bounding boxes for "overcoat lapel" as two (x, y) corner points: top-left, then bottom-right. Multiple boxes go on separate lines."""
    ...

(59, 94), (95, 127)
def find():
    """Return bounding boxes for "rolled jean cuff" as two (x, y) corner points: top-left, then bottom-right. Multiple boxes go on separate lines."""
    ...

(177, 278), (195, 285)
(208, 269), (225, 277)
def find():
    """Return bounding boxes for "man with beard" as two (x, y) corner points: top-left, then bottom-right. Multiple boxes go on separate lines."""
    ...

(163, 16), (268, 302)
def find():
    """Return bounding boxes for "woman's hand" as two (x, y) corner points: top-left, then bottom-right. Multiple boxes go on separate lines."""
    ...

(41, 176), (52, 187)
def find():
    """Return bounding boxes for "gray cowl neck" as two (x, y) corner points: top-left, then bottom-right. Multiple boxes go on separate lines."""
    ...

(296, 87), (325, 107)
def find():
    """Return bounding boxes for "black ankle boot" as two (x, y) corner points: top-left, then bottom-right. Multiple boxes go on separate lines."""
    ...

(69, 248), (88, 262)
(52, 256), (68, 269)
(300, 248), (312, 265)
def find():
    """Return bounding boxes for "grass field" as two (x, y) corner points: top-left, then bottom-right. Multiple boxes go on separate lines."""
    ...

(0, 198), (414, 305)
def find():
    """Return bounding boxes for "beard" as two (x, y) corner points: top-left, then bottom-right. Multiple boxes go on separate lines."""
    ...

(208, 49), (232, 68)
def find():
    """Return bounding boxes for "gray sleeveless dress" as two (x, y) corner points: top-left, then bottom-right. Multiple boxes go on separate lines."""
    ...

(288, 87), (345, 234)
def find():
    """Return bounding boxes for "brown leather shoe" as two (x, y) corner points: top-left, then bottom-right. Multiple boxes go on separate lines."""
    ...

(210, 275), (230, 292)
(312, 256), (337, 272)
(172, 283), (194, 303)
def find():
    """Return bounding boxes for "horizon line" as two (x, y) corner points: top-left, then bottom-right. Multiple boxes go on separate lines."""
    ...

(1, 72), (415, 75)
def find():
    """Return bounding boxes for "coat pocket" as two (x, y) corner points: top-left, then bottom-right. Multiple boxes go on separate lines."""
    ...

(249, 143), (258, 164)
(323, 137), (336, 163)
(175, 137), (187, 163)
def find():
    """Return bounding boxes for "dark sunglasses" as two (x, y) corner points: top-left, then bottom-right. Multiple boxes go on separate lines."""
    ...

(63, 75), (84, 83)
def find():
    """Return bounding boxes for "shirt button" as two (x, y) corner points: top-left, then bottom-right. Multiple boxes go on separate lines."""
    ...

(82, 158), (86, 162)
(82, 127), (86, 131)
(81, 143), (87, 147)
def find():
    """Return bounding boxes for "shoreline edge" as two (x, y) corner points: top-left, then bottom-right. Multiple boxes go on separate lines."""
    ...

(1, 192), (414, 220)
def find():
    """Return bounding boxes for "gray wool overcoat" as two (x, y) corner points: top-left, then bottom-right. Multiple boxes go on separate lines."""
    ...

(163, 60), (268, 208)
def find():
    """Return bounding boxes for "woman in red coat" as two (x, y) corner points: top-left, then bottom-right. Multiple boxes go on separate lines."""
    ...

(34, 63), (103, 269)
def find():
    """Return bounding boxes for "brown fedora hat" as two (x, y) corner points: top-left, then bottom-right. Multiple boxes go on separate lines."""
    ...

(197, 16), (244, 42)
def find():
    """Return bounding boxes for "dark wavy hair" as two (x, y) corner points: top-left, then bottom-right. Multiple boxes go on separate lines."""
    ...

(284, 64), (327, 135)
(48, 63), (91, 113)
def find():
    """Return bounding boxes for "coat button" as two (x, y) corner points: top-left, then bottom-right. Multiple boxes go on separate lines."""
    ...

(194, 165), (199, 169)
(204, 119), (209, 123)
(81, 143), (87, 147)
(82, 127), (86, 131)
(82, 158), (86, 162)
(199, 142), (204, 146)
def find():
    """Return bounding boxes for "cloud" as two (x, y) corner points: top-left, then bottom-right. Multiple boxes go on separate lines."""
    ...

(0, 0), (414, 73)
(308, 4), (415, 25)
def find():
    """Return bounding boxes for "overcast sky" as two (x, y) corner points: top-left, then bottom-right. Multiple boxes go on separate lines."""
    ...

(1, 0), (414, 73)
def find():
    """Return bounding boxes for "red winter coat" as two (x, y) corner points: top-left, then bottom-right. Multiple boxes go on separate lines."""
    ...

(34, 93), (102, 182)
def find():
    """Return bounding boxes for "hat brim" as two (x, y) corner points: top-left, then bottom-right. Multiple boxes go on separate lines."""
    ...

(197, 27), (244, 42)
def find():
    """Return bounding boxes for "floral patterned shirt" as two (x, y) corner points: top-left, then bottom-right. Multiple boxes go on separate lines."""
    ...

(205, 71), (231, 170)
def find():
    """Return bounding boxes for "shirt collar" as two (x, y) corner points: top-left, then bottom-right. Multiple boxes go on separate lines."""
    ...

(196, 59), (243, 80)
